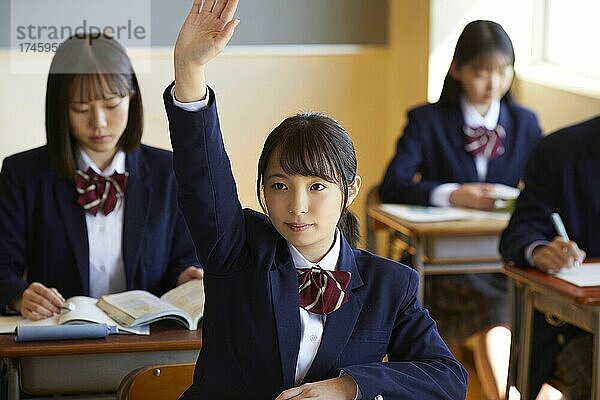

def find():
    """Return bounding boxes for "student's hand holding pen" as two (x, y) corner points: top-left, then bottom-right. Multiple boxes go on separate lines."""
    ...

(531, 237), (586, 274)
(9, 282), (66, 321)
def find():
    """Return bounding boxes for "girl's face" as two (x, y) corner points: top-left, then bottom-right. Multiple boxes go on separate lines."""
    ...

(68, 76), (130, 168)
(263, 154), (360, 263)
(450, 52), (514, 115)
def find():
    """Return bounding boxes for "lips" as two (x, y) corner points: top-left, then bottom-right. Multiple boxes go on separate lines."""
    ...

(91, 135), (111, 143)
(285, 223), (312, 232)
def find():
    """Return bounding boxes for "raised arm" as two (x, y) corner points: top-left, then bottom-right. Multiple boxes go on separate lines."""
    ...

(173, 0), (239, 102)
(166, 0), (244, 274)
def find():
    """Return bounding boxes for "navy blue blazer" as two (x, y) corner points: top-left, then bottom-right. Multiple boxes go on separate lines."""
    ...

(379, 101), (542, 204)
(164, 86), (467, 400)
(0, 144), (199, 308)
(500, 116), (600, 398)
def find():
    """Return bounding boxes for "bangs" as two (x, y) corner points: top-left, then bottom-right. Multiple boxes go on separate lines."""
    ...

(470, 51), (514, 70)
(70, 73), (132, 103)
(275, 125), (341, 184)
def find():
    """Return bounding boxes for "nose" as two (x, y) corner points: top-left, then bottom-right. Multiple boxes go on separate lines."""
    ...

(489, 72), (502, 92)
(90, 105), (108, 130)
(288, 191), (308, 215)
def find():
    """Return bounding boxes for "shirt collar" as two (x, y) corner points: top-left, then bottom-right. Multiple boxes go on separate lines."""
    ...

(76, 147), (126, 176)
(460, 96), (500, 130)
(288, 229), (340, 271)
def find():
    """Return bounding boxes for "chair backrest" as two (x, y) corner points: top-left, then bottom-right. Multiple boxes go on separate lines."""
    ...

(116, 363), (195, 400)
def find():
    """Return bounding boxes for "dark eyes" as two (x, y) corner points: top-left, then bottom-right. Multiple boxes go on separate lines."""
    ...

(311, 183), (326, 191)
(272, 182), (286, 190)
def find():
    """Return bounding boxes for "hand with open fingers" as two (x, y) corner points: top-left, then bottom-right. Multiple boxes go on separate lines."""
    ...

(175, 0), (240, 69)
(274, 375), (358, 400)
(532, 236), (586, 274)
(10, 282), (66, 321)
(449, 183), (496, 210)
(177, 266), (204, 285)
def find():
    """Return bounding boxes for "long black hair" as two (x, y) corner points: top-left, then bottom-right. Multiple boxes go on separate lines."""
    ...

(438, 20), (515, 107)
(257, 113), (360, 247)
(45, 33), (143, 178)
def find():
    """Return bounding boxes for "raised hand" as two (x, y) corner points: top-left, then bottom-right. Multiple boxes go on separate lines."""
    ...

(174, 0), (240, 101)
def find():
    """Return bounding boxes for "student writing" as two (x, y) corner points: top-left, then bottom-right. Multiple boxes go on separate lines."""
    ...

(500, 117), (598, 400)
(164, 1), (468, 399)
(0, 33), (202, 320)
(379, 20), (542, 400)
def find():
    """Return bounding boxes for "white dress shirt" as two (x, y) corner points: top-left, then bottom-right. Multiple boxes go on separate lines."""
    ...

(76, 148), (127, 298)
(430, 97), (501, 206)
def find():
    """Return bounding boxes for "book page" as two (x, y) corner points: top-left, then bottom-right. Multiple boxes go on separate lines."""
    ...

(555, 263), (600, 287)
(379, 204), (509, 223)
(0, 315), (29, 334)
(161, 279), (205, 320)
(100, 290), (178, 320)
(20, 296), (148, 335)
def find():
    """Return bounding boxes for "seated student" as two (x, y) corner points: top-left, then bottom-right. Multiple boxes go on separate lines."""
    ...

(0, 33), (202, 320)
(163, 1), (467, 399)
(499, 116), (597, 400)
(379, 20), (542, 400)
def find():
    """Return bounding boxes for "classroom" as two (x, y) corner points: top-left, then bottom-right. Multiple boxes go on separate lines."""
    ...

(1, 0), (600, 399)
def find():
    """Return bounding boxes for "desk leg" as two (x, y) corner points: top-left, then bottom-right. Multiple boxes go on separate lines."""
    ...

(517, 287), (534, 400)
(6, 359), (19, 400)
(592, 313), (600, 400)
(506, 278), (521, 394)
(412, 235), (425, 303)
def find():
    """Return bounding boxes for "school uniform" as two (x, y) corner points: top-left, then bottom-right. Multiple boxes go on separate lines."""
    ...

(500, 116), (600, 399)
(378, 99), (542, 344)
(164, 84), (468, 400)
(0, 144), (200, 309)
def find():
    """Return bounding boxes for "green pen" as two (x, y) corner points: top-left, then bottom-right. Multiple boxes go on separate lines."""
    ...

(551, 212), (581, 268)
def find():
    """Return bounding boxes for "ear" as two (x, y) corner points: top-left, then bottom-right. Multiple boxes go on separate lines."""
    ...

(449, 59), (461, 81)
(346, 175), (362, 207)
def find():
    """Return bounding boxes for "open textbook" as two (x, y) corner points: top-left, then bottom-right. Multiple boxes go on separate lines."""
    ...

(0, 296), (148, 335)
(379, 204), (510, 223)
(96, 279), (204, 330)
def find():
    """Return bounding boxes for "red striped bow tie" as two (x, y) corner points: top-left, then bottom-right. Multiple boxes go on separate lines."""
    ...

(463, 125), (506, 160)
(297, 267), (351, 315)
(75, 168), (129, 216)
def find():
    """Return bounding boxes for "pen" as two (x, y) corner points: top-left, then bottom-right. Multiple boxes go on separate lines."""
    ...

(551, 212), (569, 241)
(551, 212), (581, 268)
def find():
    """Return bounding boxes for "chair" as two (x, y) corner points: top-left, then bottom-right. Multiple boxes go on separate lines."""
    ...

(116, 362), (195, 400)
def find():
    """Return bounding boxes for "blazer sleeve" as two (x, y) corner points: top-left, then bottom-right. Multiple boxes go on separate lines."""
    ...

(0, 158), (30, 308)
(164, 84), (246, 276)
(499, 139), (559, 267)
(342, 269), (468, 400)
(379, 110), (445, 205)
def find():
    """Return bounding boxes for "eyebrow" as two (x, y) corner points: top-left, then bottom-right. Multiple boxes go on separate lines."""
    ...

(69, 95), (123, 104)
(265, 172), (289, 180)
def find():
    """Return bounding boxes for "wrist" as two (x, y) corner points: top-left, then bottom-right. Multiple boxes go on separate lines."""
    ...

(174, 62), (207, 102)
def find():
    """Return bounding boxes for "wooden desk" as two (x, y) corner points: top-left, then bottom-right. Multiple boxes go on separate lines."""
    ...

(504, 264), (600, 400)
(0, 322), (201, 400)
(366, 203), (508, 300)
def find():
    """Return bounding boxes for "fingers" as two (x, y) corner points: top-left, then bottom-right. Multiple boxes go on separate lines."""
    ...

(533, 238), (585, 274)
(215, 19), (240, 46)
(200, 0), (216, 13)
(190, 0), (203, 15)
(275, 386), (303, 400)
(177, 266), (205, 285)
(20, 282), (65, 320)
(219, 0), (239, 22)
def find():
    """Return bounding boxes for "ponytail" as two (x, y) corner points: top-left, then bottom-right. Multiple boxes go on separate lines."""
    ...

(338, 209), (360, 248)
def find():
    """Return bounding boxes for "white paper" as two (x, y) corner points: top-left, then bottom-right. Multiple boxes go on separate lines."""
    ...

(554, 262), (600, 287)
(379, 204), (509, 223)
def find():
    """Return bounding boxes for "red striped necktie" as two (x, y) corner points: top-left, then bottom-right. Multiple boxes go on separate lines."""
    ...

(463, 124), (506, 159)
(75, 168), (129, 216)
(297, 267), (351, 315)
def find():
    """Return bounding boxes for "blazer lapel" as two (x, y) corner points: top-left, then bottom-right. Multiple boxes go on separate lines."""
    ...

(487, 102), (514, 182)
(122, 148), (151, 287)
(55, 178), (90, 294)
(302, 239), (365, 383)
(270, 239), (302, 389)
